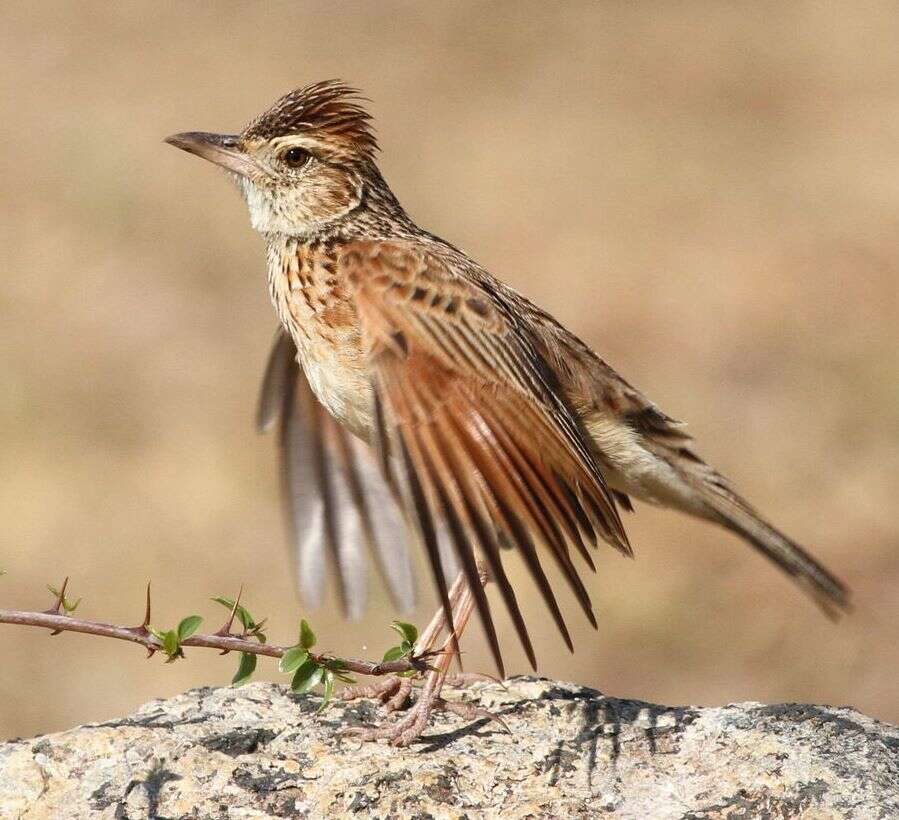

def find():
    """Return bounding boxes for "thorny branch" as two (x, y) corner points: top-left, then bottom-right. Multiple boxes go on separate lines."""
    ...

(0, 571), (502, 740)
(0, 590), (431, 678)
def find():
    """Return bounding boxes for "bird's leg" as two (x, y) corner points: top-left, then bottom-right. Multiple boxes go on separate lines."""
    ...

(340, 568), (470, 713)
(343, 563), (506, 745)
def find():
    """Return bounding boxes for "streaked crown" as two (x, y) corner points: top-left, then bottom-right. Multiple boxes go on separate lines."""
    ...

(242, 80), (378, 163)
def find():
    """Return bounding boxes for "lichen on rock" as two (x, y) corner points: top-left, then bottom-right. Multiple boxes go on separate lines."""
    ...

(0, 676), (896, 818)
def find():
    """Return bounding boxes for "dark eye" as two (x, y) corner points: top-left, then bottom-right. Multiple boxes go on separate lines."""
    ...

(281, 147), (310, 168)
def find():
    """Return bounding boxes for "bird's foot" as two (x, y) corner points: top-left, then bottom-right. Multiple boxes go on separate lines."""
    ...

(341, 672), (508, 747)
(342, 672), (441, 746)
(340, 675), (414, 713)
(339, 671), (496, 718)
(341, 564), (503, 747)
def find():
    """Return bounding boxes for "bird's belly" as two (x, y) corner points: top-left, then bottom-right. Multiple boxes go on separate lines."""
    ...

(300, 337), (374, 441)
(268, 244), (374, 439)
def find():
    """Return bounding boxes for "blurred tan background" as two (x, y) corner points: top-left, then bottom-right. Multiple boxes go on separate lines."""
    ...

(1, 1), (897, 740)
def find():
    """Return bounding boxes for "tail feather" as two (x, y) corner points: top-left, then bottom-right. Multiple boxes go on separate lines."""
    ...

(583, 379), (851, 619)
(622, 433), (853, 618)
(694, 468), (851, 618)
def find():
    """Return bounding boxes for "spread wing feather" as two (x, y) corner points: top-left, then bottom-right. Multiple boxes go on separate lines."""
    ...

(257, 328), (416, 617)
(346, 240), (630, 670)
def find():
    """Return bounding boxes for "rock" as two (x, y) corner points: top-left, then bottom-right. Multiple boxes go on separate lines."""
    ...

(0, 676), (895, 818)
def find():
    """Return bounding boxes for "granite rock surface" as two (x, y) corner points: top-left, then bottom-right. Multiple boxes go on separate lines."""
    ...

(0, 676), (896, 818)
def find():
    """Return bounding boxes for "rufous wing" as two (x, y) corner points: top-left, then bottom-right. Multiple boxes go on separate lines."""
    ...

(345, 240), (630, 674)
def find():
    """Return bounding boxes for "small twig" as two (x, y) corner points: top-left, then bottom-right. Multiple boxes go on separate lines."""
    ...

(0, 608), (425, 677)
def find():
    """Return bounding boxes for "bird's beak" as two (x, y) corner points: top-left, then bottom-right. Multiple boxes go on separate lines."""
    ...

(164, 132), (254, 177)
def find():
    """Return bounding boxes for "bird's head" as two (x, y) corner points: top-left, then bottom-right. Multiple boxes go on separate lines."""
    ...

(165, 81), (380, 236)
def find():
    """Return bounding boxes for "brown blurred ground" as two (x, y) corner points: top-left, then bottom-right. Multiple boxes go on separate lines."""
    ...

(1, 1), (897, 739)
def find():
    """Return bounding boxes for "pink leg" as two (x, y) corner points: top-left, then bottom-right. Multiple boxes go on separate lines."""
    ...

(343, 564), (508, 746)
(340, 571), (470, 713)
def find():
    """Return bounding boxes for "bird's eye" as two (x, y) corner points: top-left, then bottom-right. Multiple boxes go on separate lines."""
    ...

(280, 147), (310, 169)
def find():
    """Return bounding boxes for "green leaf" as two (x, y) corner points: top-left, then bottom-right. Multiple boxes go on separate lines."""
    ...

(278, 646), (309, 675)
(291, 659), (324, 694)
(47, 585), (81, 613)
(177, 615), (203, 641)
(211, 597), (255, 631)
(382, 645), (405, 662)
(299, 619), (316, 650)
(162, 630), (180, 659)
(147, 625), (183, 660)
(391, 621), (418, 646)
(248, 618), (268, 643)
(212, 597), (268, 644)
(316, 671), (335, 714)
(320, 657), (355, 684)
(232, 652), (257, 686)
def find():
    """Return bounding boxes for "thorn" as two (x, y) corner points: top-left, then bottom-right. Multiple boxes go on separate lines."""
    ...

(58, 577), (70, 613)
(140, 582), (152, 631)
(216, 584), (244, 637)
(45, 576), (70, 630)
(232, 584), (244, 629)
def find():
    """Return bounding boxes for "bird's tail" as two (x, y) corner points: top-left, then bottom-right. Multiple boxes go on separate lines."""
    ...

(676, 452), (851, 618)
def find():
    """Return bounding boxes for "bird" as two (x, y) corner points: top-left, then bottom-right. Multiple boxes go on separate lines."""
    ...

(165, 80), (850, 742)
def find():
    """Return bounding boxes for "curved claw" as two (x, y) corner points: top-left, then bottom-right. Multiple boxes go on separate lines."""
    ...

(443, 672), (505, 689)
(435, 698), (512, 735)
